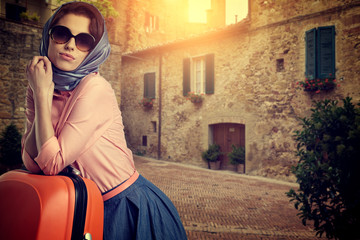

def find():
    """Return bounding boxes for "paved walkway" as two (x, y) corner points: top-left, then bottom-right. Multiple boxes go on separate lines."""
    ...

(134, 156), (324, 240)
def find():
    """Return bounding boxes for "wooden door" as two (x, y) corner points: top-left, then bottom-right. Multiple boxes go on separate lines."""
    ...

(212, 123), (245, 170)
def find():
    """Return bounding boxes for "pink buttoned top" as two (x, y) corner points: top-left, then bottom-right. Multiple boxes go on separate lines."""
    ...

(21, 73), (135, 193)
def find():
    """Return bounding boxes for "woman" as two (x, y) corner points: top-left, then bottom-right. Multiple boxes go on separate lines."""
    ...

(21, 2), (187, 239)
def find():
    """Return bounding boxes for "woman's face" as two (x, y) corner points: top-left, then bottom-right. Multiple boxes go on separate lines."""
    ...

(48, 13), (92, 71)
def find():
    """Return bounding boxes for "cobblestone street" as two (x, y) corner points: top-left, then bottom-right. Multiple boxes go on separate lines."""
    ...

(134, 156), (324, 240)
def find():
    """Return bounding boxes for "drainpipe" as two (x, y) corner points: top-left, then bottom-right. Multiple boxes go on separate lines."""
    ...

(157, 53), (162, 159)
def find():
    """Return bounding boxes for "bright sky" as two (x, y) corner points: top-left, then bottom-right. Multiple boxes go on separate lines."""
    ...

(188, 0), (248, 25)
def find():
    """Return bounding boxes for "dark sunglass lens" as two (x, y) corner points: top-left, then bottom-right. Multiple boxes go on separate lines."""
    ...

(75, 33), (95, 52)
(51, 26), (71, 44)
(50, 26), (95, 52)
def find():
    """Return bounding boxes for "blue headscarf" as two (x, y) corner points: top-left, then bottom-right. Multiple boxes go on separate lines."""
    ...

(39, 2), (111, 91)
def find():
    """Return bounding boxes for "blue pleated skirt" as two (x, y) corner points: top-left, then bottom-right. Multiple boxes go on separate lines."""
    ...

(103, 174), (187, 240)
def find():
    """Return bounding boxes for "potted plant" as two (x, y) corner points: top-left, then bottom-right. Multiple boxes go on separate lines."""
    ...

(202, 144), (221, 170)
(228, 145), (245, 173)
(20, 11), (40, 24)
(295, 75), (339, 94)
(186, 92), (204, 103)
(139, 97), (154, 109)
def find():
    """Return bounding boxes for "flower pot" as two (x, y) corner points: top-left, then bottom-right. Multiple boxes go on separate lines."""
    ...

(187, 92), (204, 103)
(190, 98), (203, 103)
(140, 98), (154, 109)
(302, 80), (336, 92)
(209, 161), (220, 170)
(142, 103), (153, 108)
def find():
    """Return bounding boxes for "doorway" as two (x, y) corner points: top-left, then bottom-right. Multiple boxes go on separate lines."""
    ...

(211, 123), (245, 170)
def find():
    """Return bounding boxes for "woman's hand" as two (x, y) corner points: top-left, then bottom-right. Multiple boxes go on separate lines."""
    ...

(26, 56), (54, 110)
(26, 56), (54, 97)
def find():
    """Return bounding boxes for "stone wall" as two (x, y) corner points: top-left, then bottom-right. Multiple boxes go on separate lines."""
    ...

(0, 19), (41, 132)
(249, 0), (357, 28)
(120, 1), (360, 181)
(0, 0), (228, 135)
(0, 18), (122, 134)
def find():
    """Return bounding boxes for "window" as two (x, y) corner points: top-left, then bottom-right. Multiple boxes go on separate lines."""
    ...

(193, 57), (206, 93)
(183, 54), (214, 96)
(305, 26), (335, 80)
(144, 72), (156, 99)
(142, 136), (147, 146)
(145, 12), (159, 33)
(6, 3), (26, 21)
(276, 58), (284, 72)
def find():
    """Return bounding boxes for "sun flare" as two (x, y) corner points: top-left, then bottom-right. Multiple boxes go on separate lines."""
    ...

(188, 0), (211, 23)
(188, 0), (248, 25)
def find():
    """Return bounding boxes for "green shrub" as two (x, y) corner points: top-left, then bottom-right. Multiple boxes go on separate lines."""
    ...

(286, 97), (360, 239)
(20, 11), (40, 22)
(0, 123), (22, 174)
(228, 145), (245, 165)
(201, 144), (221, 163)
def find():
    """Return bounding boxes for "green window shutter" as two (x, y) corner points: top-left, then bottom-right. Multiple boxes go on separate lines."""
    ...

(305, 28), (316, 80)
(205, 53), (214, 94)
(317, 26), (335, 79)
(183, 58), (190, 96)
(144, 72), (155, 99)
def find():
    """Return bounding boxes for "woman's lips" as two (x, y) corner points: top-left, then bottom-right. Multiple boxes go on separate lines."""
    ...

(60, 53), (75, 61)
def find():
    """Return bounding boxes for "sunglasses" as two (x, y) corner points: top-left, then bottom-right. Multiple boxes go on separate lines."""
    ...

(49, 25), (95, 52)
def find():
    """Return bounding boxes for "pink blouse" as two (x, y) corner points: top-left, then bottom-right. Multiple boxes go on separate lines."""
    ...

(21, 73), (135, 193)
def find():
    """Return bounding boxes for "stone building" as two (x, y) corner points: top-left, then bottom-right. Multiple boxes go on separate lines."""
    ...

(120, 0), (360, 181)
(0, 0), (226, 133)
(1, 0), (360, 181)
(0, 0), (53, 25)
(115, 0), (227, 52)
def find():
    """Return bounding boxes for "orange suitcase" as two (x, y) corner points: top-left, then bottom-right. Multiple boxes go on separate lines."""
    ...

(0, 170), (104, 240)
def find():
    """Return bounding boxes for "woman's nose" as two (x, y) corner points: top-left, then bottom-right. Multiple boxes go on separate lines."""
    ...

(64, 37), (76, 51)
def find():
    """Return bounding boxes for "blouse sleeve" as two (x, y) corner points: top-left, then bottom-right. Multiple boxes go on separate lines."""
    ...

(21, 86), (42, 173)
(34, 76), (114, 175)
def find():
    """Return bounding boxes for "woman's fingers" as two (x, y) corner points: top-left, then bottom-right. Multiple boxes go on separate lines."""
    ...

(26, 56), (53, 92)
(27, 56), (48, 72)
(26, 59), (34, 73)
(42, 56), (52, 73)
(36, 59), (44, 70)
